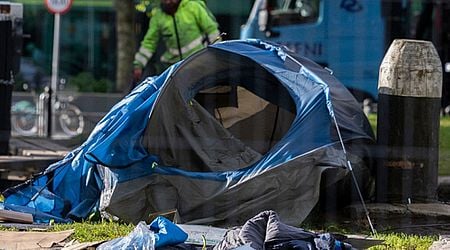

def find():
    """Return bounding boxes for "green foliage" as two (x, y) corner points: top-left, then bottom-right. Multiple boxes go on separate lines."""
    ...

(50, 221), (134, 242)
(440, 116), (450, 175)
(367, 114), (450, 176)
(370, 233), (437, 250)
(135, 0), (160, 15)
(67, 72), (113, 93)
(367, 113), (377, 136)
(0, 226), (17, 231)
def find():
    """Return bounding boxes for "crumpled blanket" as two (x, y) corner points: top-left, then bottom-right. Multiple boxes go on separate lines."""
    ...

(213, 210), (318, 249)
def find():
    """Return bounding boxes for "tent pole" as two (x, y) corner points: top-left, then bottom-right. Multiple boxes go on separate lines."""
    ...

(331, 114), (377, 235)
(282, 52), (376, 234)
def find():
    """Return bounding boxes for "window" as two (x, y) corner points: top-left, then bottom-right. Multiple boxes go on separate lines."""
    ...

(269, 0), (320, 26)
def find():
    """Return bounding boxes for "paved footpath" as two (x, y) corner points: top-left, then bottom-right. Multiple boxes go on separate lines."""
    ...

(430, 235), (450, 249)
(430, 177), (450, 249)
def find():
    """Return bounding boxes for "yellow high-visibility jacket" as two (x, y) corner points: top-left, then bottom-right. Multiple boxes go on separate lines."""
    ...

(134, 0), (220, 68)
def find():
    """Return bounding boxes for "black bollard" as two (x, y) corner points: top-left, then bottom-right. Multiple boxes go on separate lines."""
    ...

(0, 3), (23, 154)
(0, 82), (12, 155)
(376, 39), (442, 203)
(0, 18), (13, 155)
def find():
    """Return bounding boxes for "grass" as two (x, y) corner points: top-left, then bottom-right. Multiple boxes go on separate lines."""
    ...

(368, 114), (450, 175)
(50, 221), (134, 243)
(370, 233), (437, 250)
(440, 116), (450, 175)
(305, 221), (438, 249)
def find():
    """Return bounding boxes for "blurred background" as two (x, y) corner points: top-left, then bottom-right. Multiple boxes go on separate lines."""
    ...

(3, 0), (450, 139)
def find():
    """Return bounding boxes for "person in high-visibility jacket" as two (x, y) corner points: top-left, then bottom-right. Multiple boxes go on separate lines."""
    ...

(133, 0), (220, 81)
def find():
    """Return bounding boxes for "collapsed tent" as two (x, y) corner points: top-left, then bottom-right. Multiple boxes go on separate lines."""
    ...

(1, 40), (375, 226)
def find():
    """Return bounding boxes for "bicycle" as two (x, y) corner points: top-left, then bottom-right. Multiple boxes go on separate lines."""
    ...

(52, 94), (85, 137)
(11, 99), (38, 136)
(11, 80), (85, 137)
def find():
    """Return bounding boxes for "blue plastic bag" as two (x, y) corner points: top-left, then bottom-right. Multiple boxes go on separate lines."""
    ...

(150, 216), (188, 248)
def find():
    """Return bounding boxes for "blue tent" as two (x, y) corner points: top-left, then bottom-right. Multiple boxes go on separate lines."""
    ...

(2, 40), (374, 226)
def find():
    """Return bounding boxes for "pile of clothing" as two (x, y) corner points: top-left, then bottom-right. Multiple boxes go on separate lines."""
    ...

(99, 210), (352, 250)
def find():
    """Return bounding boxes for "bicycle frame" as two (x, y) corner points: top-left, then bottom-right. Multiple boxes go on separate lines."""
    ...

(11, 91), (84, 138)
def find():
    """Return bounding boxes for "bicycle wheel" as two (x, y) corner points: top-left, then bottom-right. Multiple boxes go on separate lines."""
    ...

(58, 103), (85, 137)
(11, 100), (38, 136)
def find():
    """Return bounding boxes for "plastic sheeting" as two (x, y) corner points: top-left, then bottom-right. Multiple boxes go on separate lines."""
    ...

(97, 222), (156, 250)
(98, 216), (188, 249)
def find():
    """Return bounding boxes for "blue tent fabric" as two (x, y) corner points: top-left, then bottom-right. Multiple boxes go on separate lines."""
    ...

(1, 40), (374, 225)
(2, 71), (174, 222)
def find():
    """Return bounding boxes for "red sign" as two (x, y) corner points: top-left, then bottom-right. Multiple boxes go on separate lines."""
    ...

(44, 0), (73, 14)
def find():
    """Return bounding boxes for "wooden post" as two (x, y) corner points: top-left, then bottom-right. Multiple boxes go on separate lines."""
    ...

(376, 39), (442, 203)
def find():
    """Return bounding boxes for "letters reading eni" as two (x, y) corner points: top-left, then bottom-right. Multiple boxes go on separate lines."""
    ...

(280, 42), (323, 57)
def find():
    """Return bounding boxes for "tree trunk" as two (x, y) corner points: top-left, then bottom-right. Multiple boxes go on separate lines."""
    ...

(114, 0), (135, 92)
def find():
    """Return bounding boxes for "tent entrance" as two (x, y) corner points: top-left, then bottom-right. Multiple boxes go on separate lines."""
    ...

(195, 85), (295, 155)
(144, 48), (297, 172)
